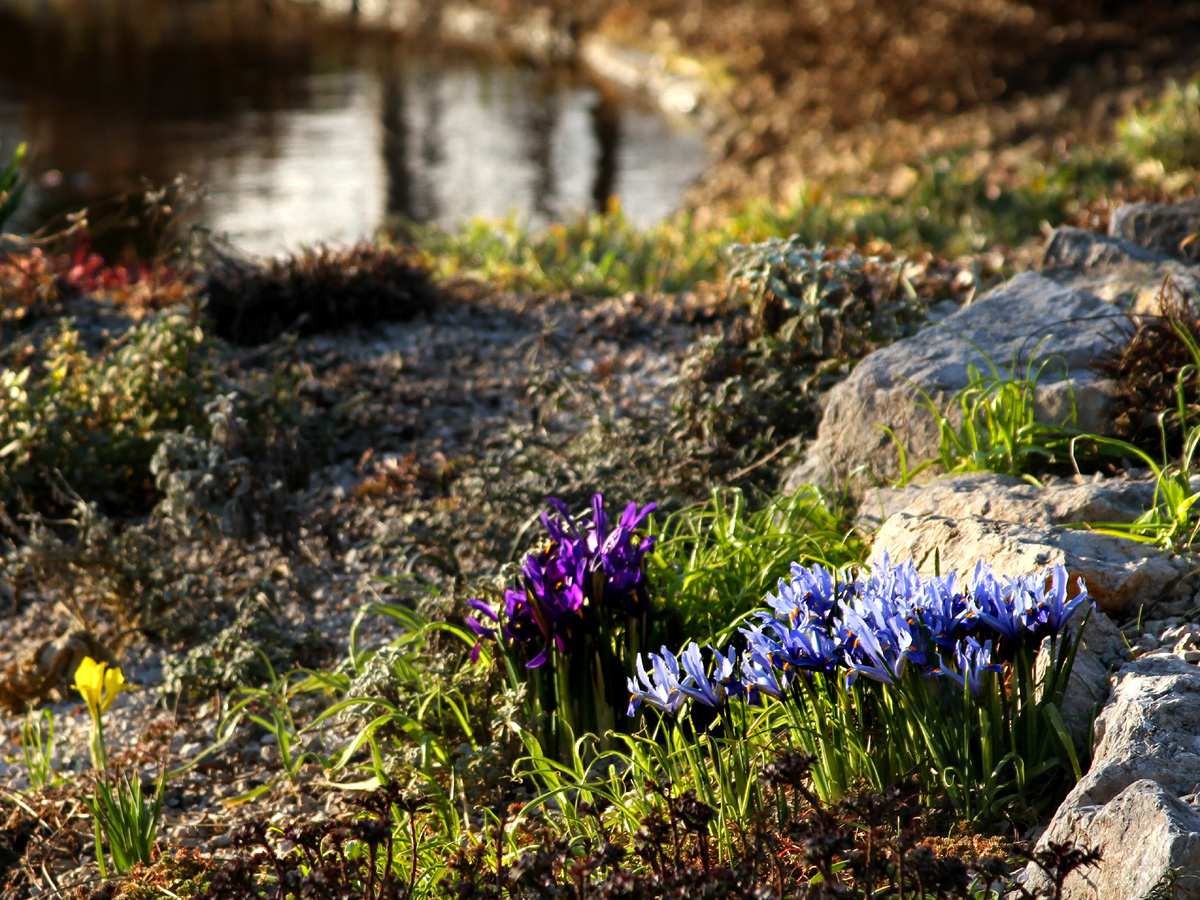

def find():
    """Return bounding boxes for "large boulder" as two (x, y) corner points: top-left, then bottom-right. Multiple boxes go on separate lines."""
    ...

(1069, 655), (1200, 806)
(1043, 225), (1172, 271)
(1026, 656), (1200, 899)
(856, 472), (1158, 533)
(1109, 197), (1200, 264)
(1024, 780), (1200, 900)
(1041, 225), (1200, 312)
(871, 512), (1180, 615)
(784, 272), (1124, 492)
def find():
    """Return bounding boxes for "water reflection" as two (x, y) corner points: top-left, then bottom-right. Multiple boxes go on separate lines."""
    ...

(0, 0), (707, 257)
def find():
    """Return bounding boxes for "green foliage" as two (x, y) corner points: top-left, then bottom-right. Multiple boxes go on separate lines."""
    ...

(0, 313), (215, 516)
(891, 350), (1085, 487)
(162, 588), (331, 702)
(0, 142), (27, 235)
(646, 486), (863, 641)
(85, 768), (165, 877)
(217, 666), (333, 799)
(398, 145), (1142, 298)
(1084, 421), (1200, 553)
(20, 709), (58, 791)
(1116, 78), (1200, 171)
(193, 602), (494, 796)
(396, 202), (728, 295)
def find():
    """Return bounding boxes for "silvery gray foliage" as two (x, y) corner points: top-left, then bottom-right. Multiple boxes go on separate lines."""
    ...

(150, 391), (307, 542)
(728, 237), (914, 357)
(150, 393), (254, 539)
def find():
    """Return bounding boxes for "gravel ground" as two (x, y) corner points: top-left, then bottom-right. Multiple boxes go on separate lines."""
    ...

(0, 283), (714, 896)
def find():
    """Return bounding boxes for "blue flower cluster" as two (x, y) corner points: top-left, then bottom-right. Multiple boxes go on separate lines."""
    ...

(628, 555), (1091, 716)
(469, 494), (657, 667)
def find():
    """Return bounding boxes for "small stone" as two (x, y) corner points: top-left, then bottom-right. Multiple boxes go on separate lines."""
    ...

(260, 733), (278, 746)
(1184, 651), (1200, 664)
(1164, 625), (1193, 642)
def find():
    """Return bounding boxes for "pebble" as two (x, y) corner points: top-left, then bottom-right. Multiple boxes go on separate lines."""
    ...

(1184, 651), (1200, 664)
(1163, 624), (1195, 642)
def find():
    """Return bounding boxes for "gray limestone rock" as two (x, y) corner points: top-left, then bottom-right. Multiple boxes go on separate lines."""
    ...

(1026, 657), (1200, 899)
(856, 472), (1157, 533)
(785, 272), (1125, 493)
(1110, 198), (1200, 264)
(1025, 780), (1200, 900)
(1043, 225), (1172, 271)
(1072, 655), (1200, 806)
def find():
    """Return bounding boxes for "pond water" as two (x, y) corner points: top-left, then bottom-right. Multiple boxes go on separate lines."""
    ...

(0, 0), (708, 257)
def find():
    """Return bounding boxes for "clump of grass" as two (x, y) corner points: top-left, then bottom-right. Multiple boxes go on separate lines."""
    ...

(394, 202), (733, 296)
(646, 485), (863, 642)
(0, 313), (215, 518)
(202, 243), (439, 346)
(894, 353), (1086, 488)
(1116, 78), (1200, 172)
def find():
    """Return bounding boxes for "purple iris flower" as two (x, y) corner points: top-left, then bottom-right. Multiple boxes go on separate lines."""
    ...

(466, 600), (500, 663)
(470, 493), (657, 668)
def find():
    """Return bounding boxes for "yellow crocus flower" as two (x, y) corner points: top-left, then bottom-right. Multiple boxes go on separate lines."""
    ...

(73, 657), (130, 722)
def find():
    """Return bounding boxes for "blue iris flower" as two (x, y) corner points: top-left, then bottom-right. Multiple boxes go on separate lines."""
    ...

(677, 642), (742, 709)
(627, 647), (687, 716)
(625, 554), (1095, 721)
(932, 637), (1002, 696)
(740, 648), (786, 705)
(1028, 564), (1090, 635)
(767, 562), (840, 628)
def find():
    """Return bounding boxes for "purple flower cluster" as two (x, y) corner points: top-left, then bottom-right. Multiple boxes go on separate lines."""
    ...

(629, 554), (1092, 716)
(469, 494), (657, 667)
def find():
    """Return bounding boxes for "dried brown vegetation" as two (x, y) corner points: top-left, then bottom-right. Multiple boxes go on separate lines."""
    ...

(202, 244), (439, 346)
(1098, 279), (1200, 454)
